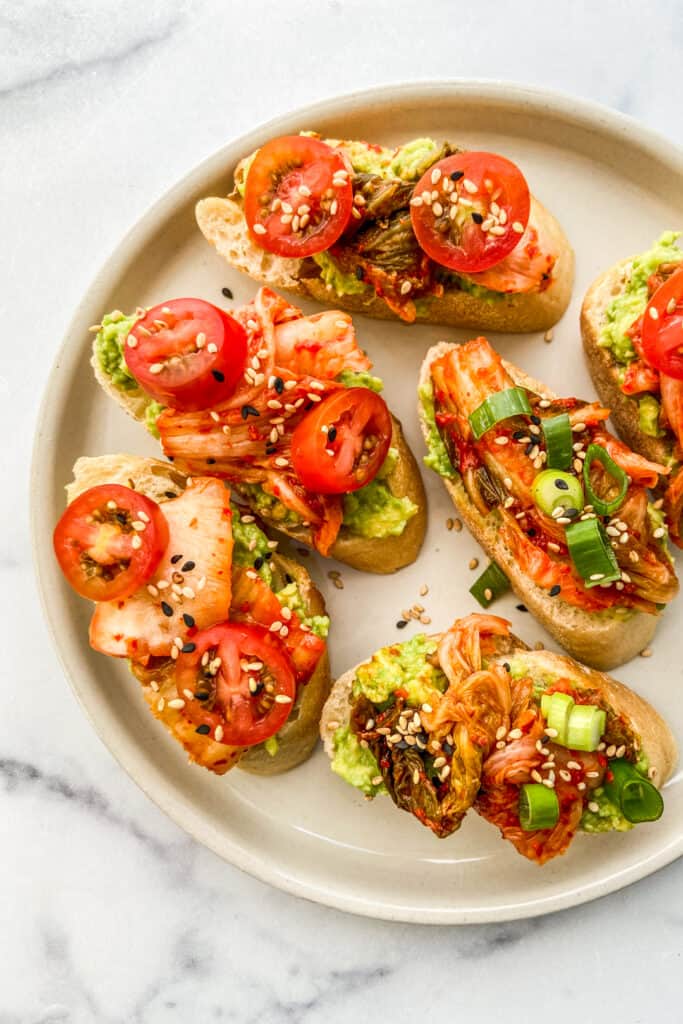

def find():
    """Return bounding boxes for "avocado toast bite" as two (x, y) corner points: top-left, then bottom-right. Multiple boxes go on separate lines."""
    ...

(321, 613), (676, 864)
(196, 133), (574, 333)
(418, 336), (679, 671)
(91, 287), (426, 574)
(581, 232), (683, 546)
(54, 455), (331, 775)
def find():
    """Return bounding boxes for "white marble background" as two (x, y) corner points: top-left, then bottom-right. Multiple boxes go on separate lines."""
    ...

(3, 1), (683, 1020)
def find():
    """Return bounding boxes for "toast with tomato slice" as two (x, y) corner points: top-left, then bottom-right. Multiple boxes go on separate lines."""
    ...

(62, 454), (331, 776)
(90, 289), (427, 574)
(320, 613), (676, 861)
(196, 134), (574, 333)
(417, 338), (679, 670)
(580, 234), (683, 546)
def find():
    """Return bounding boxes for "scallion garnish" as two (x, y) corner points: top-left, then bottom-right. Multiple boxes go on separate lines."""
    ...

(531, 469), (584, 517)
(565, 518), (621, 588)
(519, 783), (559, 831)
(469, 561), (510, 608)
(565, 704), (606, 751)
(541, 691), (574, 744)
(541, 413), (573, 470)
(583, 444), (629, 516)
(468, 387), (531, 440)
(603, 759), (663, 823)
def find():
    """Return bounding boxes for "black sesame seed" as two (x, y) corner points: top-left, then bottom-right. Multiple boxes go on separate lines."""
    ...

(555, 478), (569, 490)
(171, 554), (183, 564)
(167, 456), (175, 462)
(222, 286), (233, 299)
(442, 741), (454, 756)
(264, 552), (273, 561)
(253, 556), (264, 569)
(355, 266), (365, 281)
(195, 691), (210, 701)
(525, 443), (535, 456)
(516, 604), (528, 612)
(206, 458), (216, 465)
(241, 404), (259, 418)
(161, 601), (173, 617)
(327, 426), (337, 442)
(512, 430), (527, 440)
(526, 528), (536, 538)
(396, 619), (408, 629)
(471, 212), (484, 224)
(530, 415), (541, 425)
(503, 662), (511, 672)
(265, 445), (276, 455)
(181, 642), (196, 654)
(183, 613), (195, 627)
(195, 724), (211, 735)
(450, 170), (464, 181)
(274, 377), (284, 394)
(564, 507), (579, 519)
(549, 585), (561, 597)
(212, 370), (225, 382)
(182, 560), (195, 572)
(164, 490), (177, 499)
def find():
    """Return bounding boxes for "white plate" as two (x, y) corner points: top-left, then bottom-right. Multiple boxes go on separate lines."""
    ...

(32, 82), (683, 923)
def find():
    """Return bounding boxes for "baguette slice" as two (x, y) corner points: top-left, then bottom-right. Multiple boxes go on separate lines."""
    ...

(196, 193), (574, 334)
(418, 342), (658, 670)
(581, 259), (676, 467)
(321, 633), (676, 811)
(92, 339), (427, 574)
(66, 454), (330, 776)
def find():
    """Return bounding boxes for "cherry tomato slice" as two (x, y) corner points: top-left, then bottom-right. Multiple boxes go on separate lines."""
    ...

(124, 298), (248, 411)
(53, 484), (169, 601)
(175, 623), (296, 746)
(291, 387), (392, 494)
(641, 267), (683, 380)
(244, 135), (353, 258)
(410, 152), (531, 273)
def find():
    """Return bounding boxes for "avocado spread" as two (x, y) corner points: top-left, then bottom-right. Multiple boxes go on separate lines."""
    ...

(418, 380), (457, 479)
(331, 724), (386, 796)
(336, 369), (384, 393)
(342, 447), (418, 539)
(94, 311), (140, 391)
(599, 231), (683, 365)
(352, 634), (447, 706)
(637, 393), (664, 439)
(312, 251), (369, 296)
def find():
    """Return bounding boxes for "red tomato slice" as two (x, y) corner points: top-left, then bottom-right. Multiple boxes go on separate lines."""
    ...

(410, 152), (531, 273)
(290, 387), (392, 494)
(124, 299), (248, 411)
(174, 623), (296, 746)
(53, 484), (169, 601)
(641, 267), (683, 380)
(244, 135), (353, 258)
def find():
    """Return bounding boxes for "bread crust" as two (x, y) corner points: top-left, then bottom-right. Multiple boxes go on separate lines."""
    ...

(92, 333), (428, 573)
(195, 195), (574, 334)
(320, 635), (676, 797)
(580, 261), (676, 467)
(66, 454), (331, 775)
(418, 342), (659, 671)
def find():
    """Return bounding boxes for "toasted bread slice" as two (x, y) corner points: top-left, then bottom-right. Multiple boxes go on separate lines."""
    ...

(92, 336), (427, 574)
(581, 260), (676, 467)
(418, 343), (659, 670)
(66, 454), (331, 775)
(321, 632), (676, 809)
(196, 194), (574, 334)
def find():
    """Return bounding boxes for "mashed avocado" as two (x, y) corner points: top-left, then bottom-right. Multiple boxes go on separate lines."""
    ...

(336, 369), (384, 393)
(94, 310), (140, 391)
(231, 504), (274, 585)
(600, 232), (683, 365)
(264, 736), (279, 757)
(638, 394), (664, 438)
(418, 380), (457, 479)
(144, 400), (165, 439)
(236, 483), (303, 528)
(448, 272), (505, 302)
(342, 447), (417, 539)
(331, 724), (386, 796)
(312, 251), (369, 296)
(353, 634), (447, 706)
(580, 787), (633, 833)
(274, 581), (329, 639)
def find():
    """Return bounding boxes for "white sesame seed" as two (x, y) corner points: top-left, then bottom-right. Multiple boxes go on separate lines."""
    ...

(275, 694), (293, 704)
(127, 335), (138, 348)
(410, 196), (423, 207)
(400, 280), (412, 295)
(588, 801), (600, 813)
(253, 223), (267, 235)
(589, 573), (605, 581)
(432, 201), (443, 217)
(653, 526), (666, 539)
(463, 178), (478, 194)
(274, 457), (289, 468)
(131, 535), (142, 549)
(149, 362), (164, 375)
(168, 698), (185, 709)
(512, 221), (524, 233)
(648, 306), (659, 320)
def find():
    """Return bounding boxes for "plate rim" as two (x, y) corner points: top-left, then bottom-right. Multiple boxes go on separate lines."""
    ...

(31, 78), (683, 924)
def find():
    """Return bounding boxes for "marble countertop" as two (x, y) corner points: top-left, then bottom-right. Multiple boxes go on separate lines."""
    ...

(4, 0), (682, 1020)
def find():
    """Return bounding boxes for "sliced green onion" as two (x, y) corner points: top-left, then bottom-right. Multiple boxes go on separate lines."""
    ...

(519, 783), (560, 831)
(542, 413), (573, 470)
(565, 518), (621, 588)
(583, 443), (629, 516)
(565, 704), (606, 751)
(468, 387), (531, 440)
(531, 469), (584, 517)
(469, 561), (510, 608)
(603, 759), (663, 823)
(541, 691), (574, 743)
